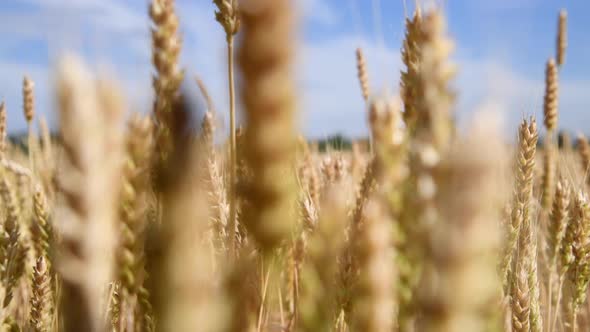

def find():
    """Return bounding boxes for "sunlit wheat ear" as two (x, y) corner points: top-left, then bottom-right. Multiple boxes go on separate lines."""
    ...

(298, 186), (347, 332)
(344, 99), (402, 315)
(115, 114), (154, 331)
(351, 98), (402, 230)
(0, 177), (27, 309)
(356, 48), (370, 103)
(55, 56), (124, 332)
(512, 262), (531, 332)
(513, 118), (543, 332)
(562, 192), (590, 329)
(237, 0), (298, 253)
(547, 179), (571, 271)
(200, 111), (231, 251)
(543, 59), (559, 132)
(518, 198), (542, 332)
(321, 155), (346, 185)
(23, 76), (37, 172)
(149, 0), (183, 166)
(413, 10), (456, 151)
(556, 10), (567, 67)
(298, 156), (320, 235)
(405, 8), (456, 241)
(29, 256), (52, 332)
(541, 59), (559, 209)
(368, 96), (404, 179)
(23, 76), (35, 125)
(207, 152), (230, 252)
(400, 8), (423, 128)
(501, 118), (538, 295)
(396, 11), (455, 326)
(352, 199), (395, 332)
(418, 116), (507, 332)
(31, 187), (52, 265)
(109, 282), (121, 331)
(213, 0), (240, 41)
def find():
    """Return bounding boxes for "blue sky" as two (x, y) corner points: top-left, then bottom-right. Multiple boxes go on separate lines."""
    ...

(0, 0), (588, 139)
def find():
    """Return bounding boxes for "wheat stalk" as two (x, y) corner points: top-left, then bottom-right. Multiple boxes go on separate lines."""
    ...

(213, 0), (240, 260)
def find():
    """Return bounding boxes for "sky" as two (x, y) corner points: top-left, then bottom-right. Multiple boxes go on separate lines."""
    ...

(0, 0), (588, 140)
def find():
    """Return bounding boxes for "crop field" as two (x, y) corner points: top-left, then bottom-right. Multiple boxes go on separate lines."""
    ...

(0, 1), (585, 332)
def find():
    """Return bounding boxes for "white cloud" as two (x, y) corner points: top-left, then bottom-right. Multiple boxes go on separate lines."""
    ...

(300, 0), (340, 26)
(299, 36), (401, 138)
(455, 56), (590, 138)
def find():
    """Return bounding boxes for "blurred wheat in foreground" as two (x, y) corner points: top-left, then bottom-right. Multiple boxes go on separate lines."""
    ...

(0, 1), (585, 332)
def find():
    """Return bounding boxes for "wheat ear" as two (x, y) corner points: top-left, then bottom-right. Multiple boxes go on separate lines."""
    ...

(352, 200), (395, 332)
(150, 0), (183, 166)
(115, 115), (154, 331)
(356, 47), (370, 103)
(548, 180), (571, 270)
(29, 256), (52, 332)
(55, 57), (124, 332)
(418, 116), (506, 332)
(0, 177), (27, 309)
(563, 193), (590, 332)
(512, 261), (531, 332)
(298, 186), (347, 332)
(400, 8), (423, 128)
(541, 58), (559, 209)
(502, 118), (538, 301)
(237, 0), (298, 252)
(31, 188), (52, 265)
(556, 10), (567, 67)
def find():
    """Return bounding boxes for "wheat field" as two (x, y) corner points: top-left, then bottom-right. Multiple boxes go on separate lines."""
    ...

(0, 1), (585, 332)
